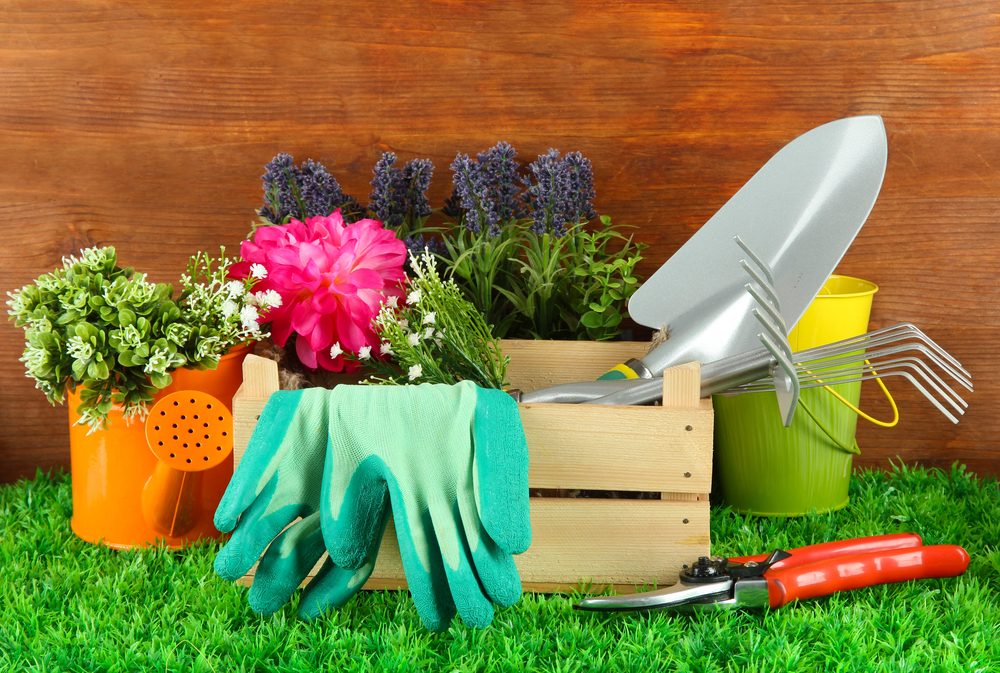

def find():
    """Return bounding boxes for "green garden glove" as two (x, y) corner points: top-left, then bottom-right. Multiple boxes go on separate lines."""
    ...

(319, 381), (531, 630)
(213, 388), (386, 616)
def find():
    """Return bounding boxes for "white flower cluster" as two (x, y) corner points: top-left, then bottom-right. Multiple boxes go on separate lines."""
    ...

(183, 264), (282, 342)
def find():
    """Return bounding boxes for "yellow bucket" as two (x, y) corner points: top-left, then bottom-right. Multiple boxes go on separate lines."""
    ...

(713, 275), (882, 516)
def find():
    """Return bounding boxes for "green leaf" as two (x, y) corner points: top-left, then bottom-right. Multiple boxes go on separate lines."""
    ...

(87, 359), (110, 381)
(149, 372), (172, 389)
(587, 302), (607, 314)
(74, 321), (99, 341)
(602, 311), (623, 328)
(580, 311), (604, 329)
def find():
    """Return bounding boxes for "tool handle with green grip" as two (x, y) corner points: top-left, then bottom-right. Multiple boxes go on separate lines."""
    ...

(597, 358), (650, 381)
(765, 545), (970, 609)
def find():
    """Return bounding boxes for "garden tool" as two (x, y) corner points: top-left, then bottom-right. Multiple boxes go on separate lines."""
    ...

(521, 323), (971, 425)
(142, 391), (233, 537)
(320, 382), (531, 631)
(576, 533), (970, 612)
(729, 323), (972, 424)
(523, 115), (888, 402)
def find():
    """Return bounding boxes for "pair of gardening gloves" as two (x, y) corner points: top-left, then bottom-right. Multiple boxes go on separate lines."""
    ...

(212, 381), (531, 631)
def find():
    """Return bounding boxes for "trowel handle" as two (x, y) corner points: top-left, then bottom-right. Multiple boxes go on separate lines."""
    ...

(597, 358), (652, 381)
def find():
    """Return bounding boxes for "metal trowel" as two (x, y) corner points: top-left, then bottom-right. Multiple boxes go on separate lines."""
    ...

(521, 115), (888, 404)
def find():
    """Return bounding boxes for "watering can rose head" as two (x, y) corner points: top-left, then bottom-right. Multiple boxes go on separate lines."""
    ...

(231, 210), (407, 372)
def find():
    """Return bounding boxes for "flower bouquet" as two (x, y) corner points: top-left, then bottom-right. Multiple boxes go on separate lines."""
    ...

(239, 144), (645, 387)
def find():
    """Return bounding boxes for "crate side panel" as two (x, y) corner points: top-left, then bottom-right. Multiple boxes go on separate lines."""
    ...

(240, 498), (710, 591)
(502, 340), (649, 391)
(514, 498), (709, 586)
(521, 403), (713, 492)
(365, 497), (710, 588)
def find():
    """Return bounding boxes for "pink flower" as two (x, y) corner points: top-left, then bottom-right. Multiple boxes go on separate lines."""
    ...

(231, 210), (407, 371)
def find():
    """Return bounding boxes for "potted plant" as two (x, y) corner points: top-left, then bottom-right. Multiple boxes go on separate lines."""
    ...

(6, 246), (276, 548)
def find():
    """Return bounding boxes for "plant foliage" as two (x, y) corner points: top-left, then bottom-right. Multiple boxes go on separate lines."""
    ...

(6, 247), (272, 429)
(360, 250), (508, 389)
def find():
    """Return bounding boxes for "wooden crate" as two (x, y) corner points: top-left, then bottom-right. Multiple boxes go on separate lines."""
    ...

(232, 340), (713, 592)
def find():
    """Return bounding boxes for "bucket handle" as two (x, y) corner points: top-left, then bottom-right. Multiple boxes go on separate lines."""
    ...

(798, 397), (862, 455)
(797, 360), (900, 455)
(802, 359), (901, 428)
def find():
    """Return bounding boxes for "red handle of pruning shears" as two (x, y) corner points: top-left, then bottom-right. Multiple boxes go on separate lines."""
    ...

(765, 544), (970, 608)
(730, 533), (924, 570)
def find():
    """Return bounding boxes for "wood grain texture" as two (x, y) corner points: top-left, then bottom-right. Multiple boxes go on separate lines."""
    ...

(231, 345), (713, 494)
(2, 0), (998, 480)
(240, 498), (709, 592)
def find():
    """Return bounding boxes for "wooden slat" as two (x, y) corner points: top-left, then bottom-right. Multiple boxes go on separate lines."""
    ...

(231, 356), (279, 465)
(519, 402), (711, 492)
(502, 340), (649, 390)
(241, 497), (710, 592)
(661, 362), (702, 409)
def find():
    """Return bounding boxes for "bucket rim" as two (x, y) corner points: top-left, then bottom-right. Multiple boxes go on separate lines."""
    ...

(818, 274), (879, 298)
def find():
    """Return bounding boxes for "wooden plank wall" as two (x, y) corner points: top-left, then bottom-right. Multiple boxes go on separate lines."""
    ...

(1, 1), (998, 481)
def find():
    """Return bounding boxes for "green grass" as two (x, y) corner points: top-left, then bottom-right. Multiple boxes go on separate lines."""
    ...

(1, 464), (997, 672)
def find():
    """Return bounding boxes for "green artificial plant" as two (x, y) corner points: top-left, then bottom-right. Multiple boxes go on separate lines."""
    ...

(6, 246), (274, 430)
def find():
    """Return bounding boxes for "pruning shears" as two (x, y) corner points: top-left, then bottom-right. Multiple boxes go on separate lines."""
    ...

(576, 534), (969, 612)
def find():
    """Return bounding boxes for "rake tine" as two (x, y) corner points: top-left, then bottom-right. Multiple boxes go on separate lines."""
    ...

(792, 357), (968, 415)
(798, 330), (971, 387)
(796, 342), (972, 394)
(735, 369), (962, 424)
(799, 324), (969, 379)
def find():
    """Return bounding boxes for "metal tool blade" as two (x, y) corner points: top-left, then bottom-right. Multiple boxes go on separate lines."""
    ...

(628, 116), (888, 376)
(575, 579), (732, 612)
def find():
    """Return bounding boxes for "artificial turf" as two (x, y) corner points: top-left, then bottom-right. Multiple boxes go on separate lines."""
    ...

(0, 464), (997, 672)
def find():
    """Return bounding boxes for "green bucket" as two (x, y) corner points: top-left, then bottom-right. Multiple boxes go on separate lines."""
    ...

(713, 275), (879, 516)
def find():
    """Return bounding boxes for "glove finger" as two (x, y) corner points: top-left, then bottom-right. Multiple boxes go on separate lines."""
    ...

(472, 388), (531, 554)
(214, 389), (308, 533)
(299, 508), (390, 620)
(321, 450), (391, 569)
(457, 485), (522, 608)
(247, 512), (326, 616)
(387, 484), (456, 631)
(429, 501), (495, 629)
(214, 479), (305, 581)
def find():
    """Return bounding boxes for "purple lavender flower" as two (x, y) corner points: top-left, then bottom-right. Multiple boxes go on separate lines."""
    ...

(299, 159), (346, 220)
(258, 153), (298, 223)
(369, 153), (434, 231)
(369, 152), (406, 227)
(449, 142), (525, 236)
(402, 158), (433, 221)
(477, 141), (525, 227)
(258, 153), (352, 224)
(403, 233), (445, 258)
(450, 153), (489, 234)
(524, 149), (597, 237)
